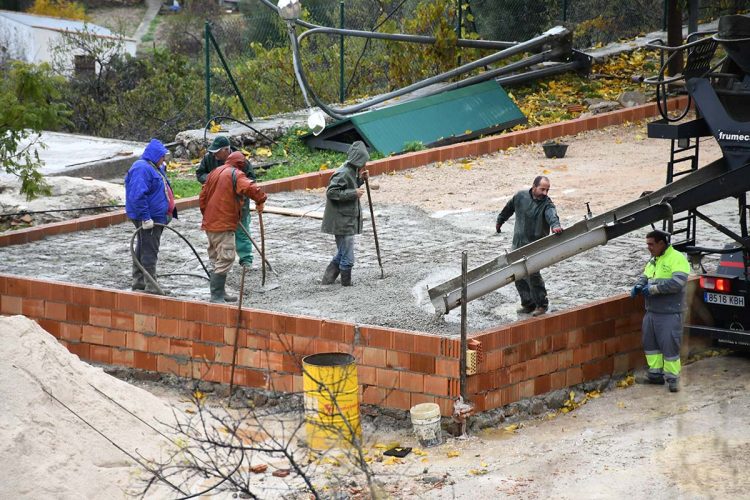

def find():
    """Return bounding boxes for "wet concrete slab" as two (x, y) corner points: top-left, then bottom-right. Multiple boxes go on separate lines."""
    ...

(1, 191), (739, 335)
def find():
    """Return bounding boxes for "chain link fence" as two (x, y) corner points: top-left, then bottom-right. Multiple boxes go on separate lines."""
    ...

(194, 0), (750, 120)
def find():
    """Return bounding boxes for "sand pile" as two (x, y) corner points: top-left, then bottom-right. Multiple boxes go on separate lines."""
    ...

(0, 316), (177, 499)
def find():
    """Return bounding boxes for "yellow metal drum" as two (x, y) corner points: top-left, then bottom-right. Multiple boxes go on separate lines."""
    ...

(302, 352), (361, 450)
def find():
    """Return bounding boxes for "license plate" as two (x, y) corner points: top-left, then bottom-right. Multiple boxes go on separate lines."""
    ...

(704, 292), (745, 307)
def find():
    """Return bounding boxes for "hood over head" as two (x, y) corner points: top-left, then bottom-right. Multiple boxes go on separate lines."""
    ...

(142, 139), (168, 164)
(347, 141), (370, 168)
(225, 151), (247, 170)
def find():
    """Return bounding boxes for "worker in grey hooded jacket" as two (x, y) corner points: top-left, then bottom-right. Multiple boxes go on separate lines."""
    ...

(496, 175), (563, 316)
(321, 141), (370, 286)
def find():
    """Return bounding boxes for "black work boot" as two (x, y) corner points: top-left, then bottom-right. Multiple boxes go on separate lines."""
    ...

(668, 379), (680, 392)
(516, 304), (536, 314)
(341, 268), (352, 286)
(210, 273), (237, 303)
(321, 261), (340, 285)
(635, 372), (665, 385)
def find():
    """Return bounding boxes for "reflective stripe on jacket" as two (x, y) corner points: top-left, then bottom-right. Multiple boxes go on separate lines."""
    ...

(637, 245), (691, 313)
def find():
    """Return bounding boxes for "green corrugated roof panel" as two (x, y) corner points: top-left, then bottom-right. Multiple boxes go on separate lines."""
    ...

(348, 80), (526, 155)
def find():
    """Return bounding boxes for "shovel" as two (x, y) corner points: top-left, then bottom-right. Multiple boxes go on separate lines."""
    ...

(364, 177), (385, 279)
(237, 220), (280, 291)
(228, 265), (247, 400)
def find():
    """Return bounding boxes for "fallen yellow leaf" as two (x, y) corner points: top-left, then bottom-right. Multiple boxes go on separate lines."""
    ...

(447, 450), (460, 458)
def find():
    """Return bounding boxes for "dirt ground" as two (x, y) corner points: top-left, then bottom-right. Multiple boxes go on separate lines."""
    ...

(371, 120), (722, 216)
(126, 352), (750, 499)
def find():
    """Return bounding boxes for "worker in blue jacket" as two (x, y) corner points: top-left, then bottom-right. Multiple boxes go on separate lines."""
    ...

(125, 139), (177, 294)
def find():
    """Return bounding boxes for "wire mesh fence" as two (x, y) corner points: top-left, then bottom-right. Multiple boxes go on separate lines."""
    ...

(197, 0), (750, 121)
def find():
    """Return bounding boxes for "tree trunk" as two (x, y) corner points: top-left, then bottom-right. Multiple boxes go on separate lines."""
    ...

(667, 0), (684, 77)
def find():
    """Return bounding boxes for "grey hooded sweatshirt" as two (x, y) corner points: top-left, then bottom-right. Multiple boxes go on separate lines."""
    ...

(321, 141), (370, 235)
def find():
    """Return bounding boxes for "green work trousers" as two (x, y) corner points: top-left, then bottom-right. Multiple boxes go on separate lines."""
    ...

(235, 202), (253, 266)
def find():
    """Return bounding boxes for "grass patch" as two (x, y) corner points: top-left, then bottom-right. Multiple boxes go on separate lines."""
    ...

(167, 126), (383, 199)
(168, 175), (202, 199)
(141, 16), (161, 43)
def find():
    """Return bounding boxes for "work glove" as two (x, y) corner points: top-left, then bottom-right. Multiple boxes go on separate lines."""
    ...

(142, 219), (154, 230)
(496, 222), (502, 234)
(630, 285), (642, 298)
(642, 285), (655, 297)
(552, 226), (563, 234)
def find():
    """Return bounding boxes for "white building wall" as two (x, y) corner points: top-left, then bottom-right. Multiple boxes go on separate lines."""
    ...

(0, 17), (35, 63)
(0, 16), (136, 71)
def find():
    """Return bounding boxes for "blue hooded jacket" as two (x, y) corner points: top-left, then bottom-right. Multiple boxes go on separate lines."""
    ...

(125, 139), (176, 223)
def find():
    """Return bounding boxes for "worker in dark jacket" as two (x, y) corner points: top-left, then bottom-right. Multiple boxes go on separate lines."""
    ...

(125, 138), (176, 295)
(200, 152), (267, 303)
(321, 141), (370, 286)
(196, 135), (256, 270)
(496, 175), (563, 316)
(631, 230), (690, 392)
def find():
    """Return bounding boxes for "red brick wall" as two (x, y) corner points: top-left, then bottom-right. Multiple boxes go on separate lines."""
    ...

(467, 295), (645, 412)
(0, 96), (688, 248)
(1, 274), (647, 416)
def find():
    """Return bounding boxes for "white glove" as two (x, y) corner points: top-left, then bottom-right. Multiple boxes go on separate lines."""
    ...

(142, 219), (154, 230)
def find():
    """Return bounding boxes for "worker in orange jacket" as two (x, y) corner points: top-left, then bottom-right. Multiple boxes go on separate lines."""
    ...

(200, 151), (267, 303)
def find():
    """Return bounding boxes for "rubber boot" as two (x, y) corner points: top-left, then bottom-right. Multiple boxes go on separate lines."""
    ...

(143, 267), (168, 295)
(516, 304), (535, 314)
(341, 268), (352, 287)
(321, 261), (340, 285)
(210, 273), (237, 303)
(131, 263), (145, 291)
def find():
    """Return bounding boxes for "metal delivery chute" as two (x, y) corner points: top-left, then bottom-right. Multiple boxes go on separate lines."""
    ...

(428, 157), (750, 314)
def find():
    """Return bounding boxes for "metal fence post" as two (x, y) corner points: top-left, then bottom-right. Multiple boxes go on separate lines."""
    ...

(205, 21), (211, 124)
(460, 250), (468, 402)
(339, 0), (345, 103)
(563, 0), (568, 22)
(662, 0), (668, 32)
(457, 0), (462, 66)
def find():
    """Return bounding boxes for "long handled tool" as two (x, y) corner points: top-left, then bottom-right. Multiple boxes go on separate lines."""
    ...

(364, 177), (385, 279)
(258, 211), (267, 286)
(228, 265), (247, 400)
(237, 221), (278, 276)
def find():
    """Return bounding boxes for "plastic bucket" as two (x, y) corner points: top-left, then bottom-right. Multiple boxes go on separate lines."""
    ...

(302, 352), (361, 450)
(409, 403), (443, 447)
(542, 142), (569, 158)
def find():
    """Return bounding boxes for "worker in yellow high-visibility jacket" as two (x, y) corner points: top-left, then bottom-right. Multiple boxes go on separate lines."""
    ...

(631, 230), (691, 392)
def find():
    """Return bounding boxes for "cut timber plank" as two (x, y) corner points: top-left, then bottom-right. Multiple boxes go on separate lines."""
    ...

(250, 205), (324, 219)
